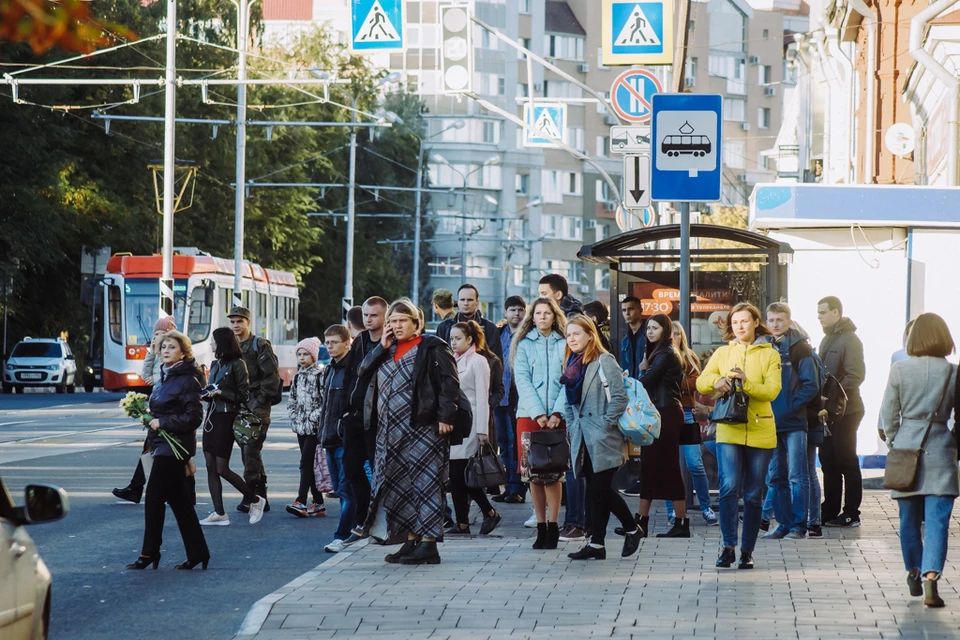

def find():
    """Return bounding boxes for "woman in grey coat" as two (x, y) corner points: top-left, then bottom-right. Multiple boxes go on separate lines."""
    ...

(560, 315), (642, 560)
(880, 313), (957, 608)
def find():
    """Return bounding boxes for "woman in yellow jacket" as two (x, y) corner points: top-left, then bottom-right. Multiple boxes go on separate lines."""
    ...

(697, 302), (782, 570)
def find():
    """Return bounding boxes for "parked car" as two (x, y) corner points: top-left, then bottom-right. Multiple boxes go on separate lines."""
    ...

(0, 476), (69, 640)
(2, 338), (78, 394)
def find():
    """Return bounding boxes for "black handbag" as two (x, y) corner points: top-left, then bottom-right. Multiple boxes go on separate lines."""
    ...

(712, 379), (749, 424)
(465, 442), (508, 489)
(528, 429), (571, 474)
(679, 422), (702, 445)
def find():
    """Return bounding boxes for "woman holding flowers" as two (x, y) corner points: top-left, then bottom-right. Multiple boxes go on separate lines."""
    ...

(126, 331), (210, 571)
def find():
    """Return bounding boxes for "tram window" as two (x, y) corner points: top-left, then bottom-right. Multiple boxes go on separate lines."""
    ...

(188, 287), (213, 343)
(108, 285), (122, 344)
(284, 298), (297, 344)
(256, 293), (267, 336)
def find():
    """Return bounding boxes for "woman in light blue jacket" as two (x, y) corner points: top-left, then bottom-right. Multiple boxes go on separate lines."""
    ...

(511, 296), (568, 549)
(561, 315), (642, 560)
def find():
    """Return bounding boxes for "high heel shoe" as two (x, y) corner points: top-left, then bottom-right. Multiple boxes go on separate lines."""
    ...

(174, 557), (209, 570)
(126, 554), (160, 570)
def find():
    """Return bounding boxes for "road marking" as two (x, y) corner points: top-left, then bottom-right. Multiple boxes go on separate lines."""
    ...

(0, 420), (42, 427)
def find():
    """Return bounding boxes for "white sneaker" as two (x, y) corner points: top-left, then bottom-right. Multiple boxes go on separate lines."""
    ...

(524, 513), (538, 528)
(324, 538), (347, 553)
(199, 512), (230, 526)
(248, 496), (265, 525)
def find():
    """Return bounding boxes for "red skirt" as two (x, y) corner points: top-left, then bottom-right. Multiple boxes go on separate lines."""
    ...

(516, 417), (567, 485)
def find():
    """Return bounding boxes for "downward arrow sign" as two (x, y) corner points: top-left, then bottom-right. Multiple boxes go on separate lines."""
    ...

(630, 155), (645, 203)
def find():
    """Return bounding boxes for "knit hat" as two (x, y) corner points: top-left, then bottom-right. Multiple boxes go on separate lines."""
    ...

(296, 337), (321, 363)
(154, 316), (177, 333)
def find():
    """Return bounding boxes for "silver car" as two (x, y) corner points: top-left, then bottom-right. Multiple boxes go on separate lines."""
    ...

(0, 477), (69, 640)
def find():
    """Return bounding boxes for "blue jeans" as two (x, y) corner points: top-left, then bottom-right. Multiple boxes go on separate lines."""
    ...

(717, 443), (774, 552)
(563, 471), (586, 529)
(769, 431), (809, 533)
(761, 458), (776, 521)
(807, 441), (821, 526)
(666, 443), (712, 516)
(326, 446), (356, 541)
(494, 407), (524, 497)
(898, 495), (955, 577)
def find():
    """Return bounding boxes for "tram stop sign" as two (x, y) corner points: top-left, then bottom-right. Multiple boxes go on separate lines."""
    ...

(651, 93), (722, 203)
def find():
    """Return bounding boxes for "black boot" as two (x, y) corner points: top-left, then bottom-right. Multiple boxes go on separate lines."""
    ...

(637, 515), (649, 537)
(400, 541), (441, 565)
(385, 540), (417, 564)
(716, 546), (736, 568)
(544, 522), (560, 549)
(738, 550), (754, 570)
(656, 517), (690, 538)
(907, 571), (922, 597)
(622, 528), (642, 557)
(532, 523), (547, 549)
(112, 485), (143, 504)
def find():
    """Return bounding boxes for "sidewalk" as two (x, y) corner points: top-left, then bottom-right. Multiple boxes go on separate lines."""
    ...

(236, 492), (960, 640)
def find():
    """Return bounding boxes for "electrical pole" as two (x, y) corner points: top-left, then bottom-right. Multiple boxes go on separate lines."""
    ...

(411, 145), (424, 305)
(232, 0), (253, 308)
(159, 0), (177, 318)
(344, 102), (358, 317)
(679, 202), (691, 336)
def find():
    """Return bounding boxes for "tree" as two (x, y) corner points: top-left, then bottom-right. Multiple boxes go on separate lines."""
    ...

(0, 0), (134, 53)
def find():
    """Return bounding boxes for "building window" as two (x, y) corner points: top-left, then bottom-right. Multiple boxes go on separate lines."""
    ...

(595, 269), (610, 291)
(516, 173), (530, 195)
(723, 98), (746, 122)
(518, 37), (531, 59)
(686, 57), (698, 81)
(544, 80), (583, 99)
(542, 170), (563, 203)
(595, 223), (610, 241)
(723, 140), (747, 170)
(758, 107), (771, 129)
(512, 266), (525, 287)
(563, 171), (582, 196)
(562, 216), (583, 240)
(541, 259), (571, 279)
(519, 83), (529, 97)
(466, 256), (493, 279)
(760, 65), (772, 85)
(430, 256), (461, 276)
(546, 35), (585, 61)
(762, 28), (769, 38)
(519, 0), (531, 14)
(497, 77), (506, 95)
(565, 127), (584, 151)
(596, 135), (610, 157)
(542, 215), (559, 238)
(482, 121), (499, 143)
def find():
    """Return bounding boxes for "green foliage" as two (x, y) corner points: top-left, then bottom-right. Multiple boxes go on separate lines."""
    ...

(0, 3), (429, 364)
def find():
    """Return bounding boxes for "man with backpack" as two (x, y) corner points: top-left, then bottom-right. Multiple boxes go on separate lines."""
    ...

(763, 303), (820, 539)
(229, 306), (282, 512)
(816, 296), (866, 528)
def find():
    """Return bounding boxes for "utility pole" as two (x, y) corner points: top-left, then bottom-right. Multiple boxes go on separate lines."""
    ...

(679, 202), (691, 336)
(344, 104), (358, 317)
(159, 0), (177, 318)
(411, 145), (424, 306)
(232, 0), (255, 308)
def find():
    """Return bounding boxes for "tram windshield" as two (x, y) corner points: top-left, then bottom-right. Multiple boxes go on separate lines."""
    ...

(123, 279), (188, 346)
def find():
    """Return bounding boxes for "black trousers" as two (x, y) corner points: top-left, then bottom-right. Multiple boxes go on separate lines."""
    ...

(129, 436), (151, 490)
(819, 411), (864, 520)
(449, 458), (494, 526)
(343, 422), (375, 526)
(296, 434), (322, 504)
(142, 455), (209, 563)
(583, 451), (635, 546)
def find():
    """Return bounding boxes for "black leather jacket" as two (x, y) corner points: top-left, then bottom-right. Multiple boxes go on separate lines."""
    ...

(639, 348), (684, 412)
(206, 357), (249, 413)
(359, 334), (461, 428)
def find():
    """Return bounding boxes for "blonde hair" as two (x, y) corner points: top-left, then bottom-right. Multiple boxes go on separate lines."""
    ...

(564, 314), (608, 364)
(161, 331), (194, 360)
(387, 298), (423, 333)
(510, 296), (566, 366)
(671, 321), (701, 374)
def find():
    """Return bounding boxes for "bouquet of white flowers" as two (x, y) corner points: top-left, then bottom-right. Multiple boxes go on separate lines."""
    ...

(119, 391), (189, 460)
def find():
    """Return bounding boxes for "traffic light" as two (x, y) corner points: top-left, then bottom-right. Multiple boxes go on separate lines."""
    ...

(440, 4), (472, 94)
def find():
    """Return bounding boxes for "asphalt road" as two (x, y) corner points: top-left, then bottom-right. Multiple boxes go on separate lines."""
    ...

(0, 393), (340, 640)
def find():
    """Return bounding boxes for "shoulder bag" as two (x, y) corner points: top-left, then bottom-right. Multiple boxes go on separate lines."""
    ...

(529, 428), (570, 474)
(465, 441), (508, 489)
(883, 371), (952, 491)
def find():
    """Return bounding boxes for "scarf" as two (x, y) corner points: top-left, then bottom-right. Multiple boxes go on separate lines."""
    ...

(560, 352), (587, 406)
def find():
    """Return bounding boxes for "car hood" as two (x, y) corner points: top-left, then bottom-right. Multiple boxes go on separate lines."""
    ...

(7, 357), (63, 367)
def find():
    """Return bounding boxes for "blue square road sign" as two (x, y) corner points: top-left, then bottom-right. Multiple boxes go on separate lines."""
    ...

(651, 94), (723, 203)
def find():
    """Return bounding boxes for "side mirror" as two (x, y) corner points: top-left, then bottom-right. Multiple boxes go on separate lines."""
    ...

(23, 484), (69, 525)
(65, 355), (75, 360)
(204, 282), (215, 307)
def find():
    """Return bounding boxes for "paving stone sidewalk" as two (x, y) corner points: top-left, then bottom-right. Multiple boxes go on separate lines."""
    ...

(235, 492), (960, 640)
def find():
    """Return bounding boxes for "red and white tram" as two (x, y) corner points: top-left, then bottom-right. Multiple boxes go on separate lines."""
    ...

(101, 250), (299, 391)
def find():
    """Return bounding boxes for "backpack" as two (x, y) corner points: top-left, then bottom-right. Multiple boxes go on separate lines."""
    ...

(598, 364), (661, 447)
(788, 341), (847, 429)
(255, 336), (283, 405)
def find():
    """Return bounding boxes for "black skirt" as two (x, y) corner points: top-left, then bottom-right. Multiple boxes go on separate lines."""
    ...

(202, 410), (237, 458)
(639, 405), (686, 501)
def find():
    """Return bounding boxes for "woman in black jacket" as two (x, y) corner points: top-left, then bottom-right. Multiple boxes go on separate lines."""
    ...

(199, 327), (264, 527)
(634, 314), (690, 538)
(126, 331), (210, 571)
(358, 298), (461, 566)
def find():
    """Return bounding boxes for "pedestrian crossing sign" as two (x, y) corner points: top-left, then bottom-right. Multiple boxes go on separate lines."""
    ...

(601, 0), (673, 66)
(351, 0), (405, 52)
(523, 103), (567, 148)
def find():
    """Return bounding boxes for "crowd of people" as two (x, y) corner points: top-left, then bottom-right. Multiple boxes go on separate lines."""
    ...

(112, 277), (960, 609)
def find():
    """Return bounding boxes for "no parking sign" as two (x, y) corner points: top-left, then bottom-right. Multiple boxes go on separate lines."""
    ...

(610, 68), (662, 124)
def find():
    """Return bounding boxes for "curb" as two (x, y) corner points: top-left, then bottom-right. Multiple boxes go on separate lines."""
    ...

(232, 538), (370, 639)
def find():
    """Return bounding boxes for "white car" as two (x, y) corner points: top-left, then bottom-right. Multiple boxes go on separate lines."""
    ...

(3, 338), (78, 394)
(0, 477), (68, 640)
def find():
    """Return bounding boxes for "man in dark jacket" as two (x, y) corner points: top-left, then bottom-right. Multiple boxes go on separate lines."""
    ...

(620, 296), (646, 379)
(763, 303), (820, 539)
(493, 296), (526, 504)
(538, 273), (583, 319)
(320, 325), (358, 552)
(816, 296), (866, 528)
(435, 284), (503, 363)
(228, 306), (281, 512)
(340, 296), (387, 531)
